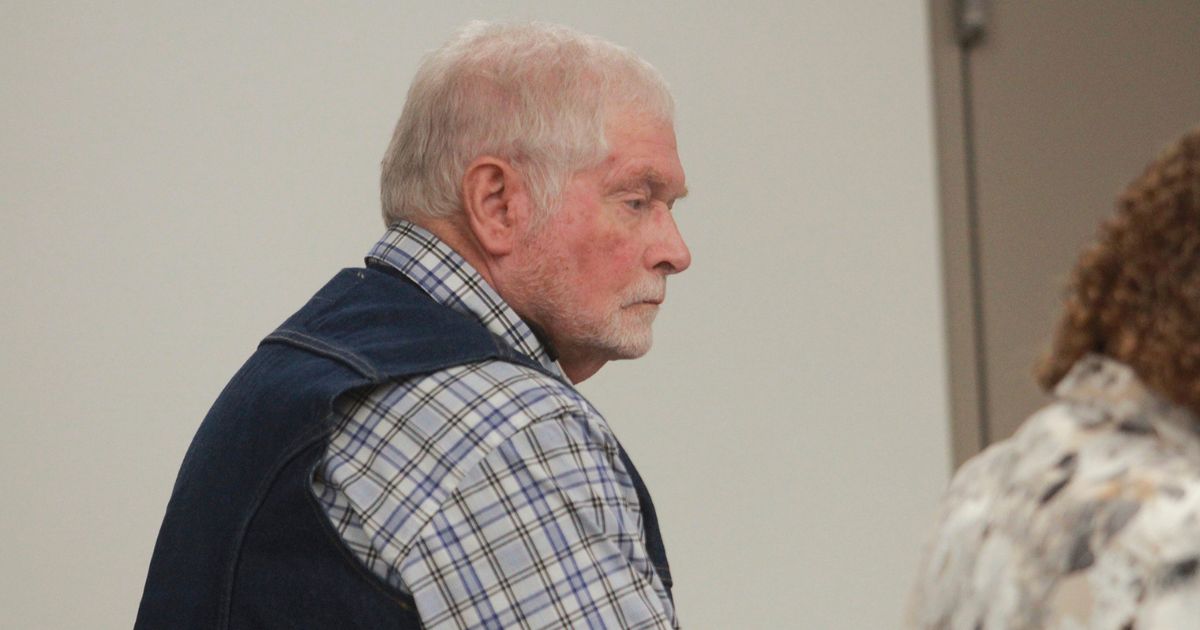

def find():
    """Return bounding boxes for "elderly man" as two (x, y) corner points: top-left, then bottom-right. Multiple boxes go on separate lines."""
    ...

(135, 21), (689, 629)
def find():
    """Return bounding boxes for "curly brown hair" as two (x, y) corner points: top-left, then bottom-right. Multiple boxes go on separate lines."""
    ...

(1037, 126), (1200, 414)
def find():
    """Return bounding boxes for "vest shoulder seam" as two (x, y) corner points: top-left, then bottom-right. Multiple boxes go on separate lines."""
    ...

(264, 329), (382, 380)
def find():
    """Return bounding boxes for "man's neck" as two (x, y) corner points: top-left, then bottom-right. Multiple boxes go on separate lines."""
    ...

(552, 341), (608, 384)
(416, 217), (605, 383)
(560, 359), (605, 384)
(415, 217), (499, 287)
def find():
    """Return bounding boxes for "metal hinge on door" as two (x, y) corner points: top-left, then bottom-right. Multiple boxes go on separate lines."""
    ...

(956, 0), (988, 48)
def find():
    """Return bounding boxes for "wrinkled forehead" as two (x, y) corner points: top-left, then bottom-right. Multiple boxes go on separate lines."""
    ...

(600, 110), (686, 196)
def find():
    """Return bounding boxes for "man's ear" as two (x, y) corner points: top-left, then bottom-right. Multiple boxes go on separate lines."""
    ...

(461, 156), (531, 257)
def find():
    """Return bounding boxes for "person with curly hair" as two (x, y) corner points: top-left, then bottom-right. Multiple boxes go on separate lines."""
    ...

(910, 127), (1200, 629)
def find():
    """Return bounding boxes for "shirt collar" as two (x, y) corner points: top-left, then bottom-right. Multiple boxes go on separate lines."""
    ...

(1055, 354), (1150, 409)
(1055, 353), (1200, 441)
(366, 221), (562, 375)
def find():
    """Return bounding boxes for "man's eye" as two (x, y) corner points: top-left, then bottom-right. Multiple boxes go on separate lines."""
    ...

(625, 197), (648, 211)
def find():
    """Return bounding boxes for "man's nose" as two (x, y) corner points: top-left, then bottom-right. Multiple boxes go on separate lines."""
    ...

(650, 209), (691, 275)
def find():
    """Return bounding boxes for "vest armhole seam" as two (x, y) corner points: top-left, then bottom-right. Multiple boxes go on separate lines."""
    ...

(302, 438), (421, 612)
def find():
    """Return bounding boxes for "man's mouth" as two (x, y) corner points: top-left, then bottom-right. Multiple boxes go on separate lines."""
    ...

(626, 296), (663, 307)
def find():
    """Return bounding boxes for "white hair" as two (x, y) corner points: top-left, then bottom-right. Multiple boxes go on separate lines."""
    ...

(380, 21), (675, 225)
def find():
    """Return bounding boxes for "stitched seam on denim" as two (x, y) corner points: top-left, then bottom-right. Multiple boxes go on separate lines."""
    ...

(220, 425), (330, 628)
(656, 563), (673, 586)
(265, 330), (381, 381)
(306, 269), (367, 331)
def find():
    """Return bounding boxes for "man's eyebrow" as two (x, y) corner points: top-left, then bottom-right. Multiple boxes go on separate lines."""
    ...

(614, 167), (689, 200)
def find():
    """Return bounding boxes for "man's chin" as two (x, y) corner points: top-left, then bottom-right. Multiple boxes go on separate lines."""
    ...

(565, 319), (654, 363)
(606, 332), (653, 360)
(608, 348), (651, 362)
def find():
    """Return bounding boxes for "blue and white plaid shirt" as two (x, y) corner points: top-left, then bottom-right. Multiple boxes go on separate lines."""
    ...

(312, 222), (678, 629)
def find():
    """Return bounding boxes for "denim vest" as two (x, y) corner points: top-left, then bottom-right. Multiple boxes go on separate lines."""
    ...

(135, 266), (673, 629)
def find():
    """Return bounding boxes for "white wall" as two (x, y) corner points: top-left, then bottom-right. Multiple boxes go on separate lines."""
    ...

(1, 3), (950, 628)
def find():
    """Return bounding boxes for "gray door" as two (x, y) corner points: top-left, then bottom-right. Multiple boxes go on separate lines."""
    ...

(930, 0), (1200, 465)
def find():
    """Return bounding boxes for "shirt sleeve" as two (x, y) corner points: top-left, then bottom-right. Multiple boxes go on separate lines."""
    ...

(397, 411), (678, 630)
